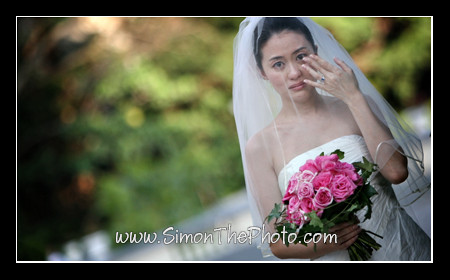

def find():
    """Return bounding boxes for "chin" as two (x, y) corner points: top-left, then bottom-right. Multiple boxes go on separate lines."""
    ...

(286, 86), (316, 100)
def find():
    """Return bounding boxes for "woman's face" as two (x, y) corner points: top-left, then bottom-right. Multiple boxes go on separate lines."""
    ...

(260, 31), (317, 99)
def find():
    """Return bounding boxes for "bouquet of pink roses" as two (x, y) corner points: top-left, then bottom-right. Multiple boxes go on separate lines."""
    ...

(266, 149), (382, 261)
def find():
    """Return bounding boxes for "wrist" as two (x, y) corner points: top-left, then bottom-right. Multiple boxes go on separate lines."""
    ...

(345, 90), (365, 109)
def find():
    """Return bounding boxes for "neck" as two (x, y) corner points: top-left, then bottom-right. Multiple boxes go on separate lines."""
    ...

(277, 89), (325, 122)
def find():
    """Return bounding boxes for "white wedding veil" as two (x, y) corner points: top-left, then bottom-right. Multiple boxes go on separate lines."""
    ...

(232, 17), (430, 257)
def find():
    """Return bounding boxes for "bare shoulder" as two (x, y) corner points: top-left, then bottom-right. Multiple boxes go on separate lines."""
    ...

(245, 133), (263, 160)
(245, 124), (277, 162)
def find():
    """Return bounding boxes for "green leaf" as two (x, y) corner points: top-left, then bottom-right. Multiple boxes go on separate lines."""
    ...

(353, 156), (378, 180)
(305, 211), (324, 230)
(299, 223), (321, 236)
(362, 184), (378, 199)
(330, 149), (345, 160)
(356, 184), (378, 221)
(266, 203), (282, 223)
(345, 203), (359, 213)
(353, 157), (377, 172)
(320, 217), (335, 233)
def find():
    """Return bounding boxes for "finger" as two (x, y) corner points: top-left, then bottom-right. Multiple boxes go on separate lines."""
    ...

(303, 78), (325, 90)
(303, 56), (329, 75)
(341, 234), (359, 249)
(333, 224), (361, 241)
(301, 64), (322, 80)
(336, 230), (357, 247)
(329, 222), (354, 233)
(333, 57), (353, 74)
(307, 55), (339, 74)
(341, 225), (361, 240)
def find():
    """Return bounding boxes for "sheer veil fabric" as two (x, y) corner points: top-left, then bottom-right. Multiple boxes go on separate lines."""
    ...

(232, 17), (430, 258)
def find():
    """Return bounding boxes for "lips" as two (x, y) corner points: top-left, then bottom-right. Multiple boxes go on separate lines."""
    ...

(288, 81), (306, 91)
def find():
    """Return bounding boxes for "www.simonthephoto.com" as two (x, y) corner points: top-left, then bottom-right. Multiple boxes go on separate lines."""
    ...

(115, 225), (338, 246)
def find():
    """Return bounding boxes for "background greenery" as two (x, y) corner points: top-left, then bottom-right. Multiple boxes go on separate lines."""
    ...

(17, 17), (431, 260)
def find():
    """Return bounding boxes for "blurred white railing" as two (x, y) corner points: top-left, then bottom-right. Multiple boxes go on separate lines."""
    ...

(110, 189), (272, 261)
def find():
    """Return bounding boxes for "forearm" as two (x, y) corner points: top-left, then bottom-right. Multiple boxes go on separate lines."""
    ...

(346, 93), (391, 158)
(346, 92), (408, 184)
(270, 238), (333, 259)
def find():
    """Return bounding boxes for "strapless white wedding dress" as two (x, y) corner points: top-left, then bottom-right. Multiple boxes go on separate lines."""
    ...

(278, 135), (431, 261)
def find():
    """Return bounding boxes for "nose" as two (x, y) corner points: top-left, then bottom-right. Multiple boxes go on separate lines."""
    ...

(287, 62), (302, 80)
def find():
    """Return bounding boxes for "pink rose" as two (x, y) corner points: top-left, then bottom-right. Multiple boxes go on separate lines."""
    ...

(282, 191), (294, 204)
(299, 197), (316, 214)
(287, 175), (300, 195)
(299, 159), (320, 173)
(286, 196), (305, 226)
(312, 171), (334, 190)
(282, 172), (302, 203)
(287, 196), (301, 214)
(287, 209), (305, 227)
(330, 174), (358, 203)
(314, 187), (333, 208)
(315, 154), (339, 171)
(334, 161), (360, 182)
(297, 181), (314, 199)
(299, 170), (316, 182)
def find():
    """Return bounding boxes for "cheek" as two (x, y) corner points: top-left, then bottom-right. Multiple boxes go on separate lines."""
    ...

(266, 72), (288, 90)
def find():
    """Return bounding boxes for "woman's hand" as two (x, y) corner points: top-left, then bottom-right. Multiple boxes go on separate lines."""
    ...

(316, 222), (361, 255)
(302, 55), (361, 105)
(269, 221), (361, 259)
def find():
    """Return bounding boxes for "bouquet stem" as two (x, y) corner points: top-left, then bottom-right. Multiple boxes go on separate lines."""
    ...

(347, 229), (382, 261)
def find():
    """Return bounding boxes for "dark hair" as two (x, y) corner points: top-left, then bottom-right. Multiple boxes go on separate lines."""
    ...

(253, 17), (316, 70)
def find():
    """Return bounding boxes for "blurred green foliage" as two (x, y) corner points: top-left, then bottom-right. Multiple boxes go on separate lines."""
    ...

(17, 17), (431, 260)
(313, 17), (431, 108)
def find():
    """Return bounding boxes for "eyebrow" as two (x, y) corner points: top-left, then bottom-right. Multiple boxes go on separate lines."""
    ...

(269, 47), (308, 61)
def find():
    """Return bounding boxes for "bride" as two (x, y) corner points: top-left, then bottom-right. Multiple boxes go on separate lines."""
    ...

(233, 17), (431, 261)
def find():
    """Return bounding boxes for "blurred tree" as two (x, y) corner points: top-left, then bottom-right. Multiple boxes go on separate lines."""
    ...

(17, 17), (245, 260)
(17, 17), (430, 260)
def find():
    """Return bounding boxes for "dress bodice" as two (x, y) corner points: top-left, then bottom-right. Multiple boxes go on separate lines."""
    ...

(278, 134), (370, 194)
